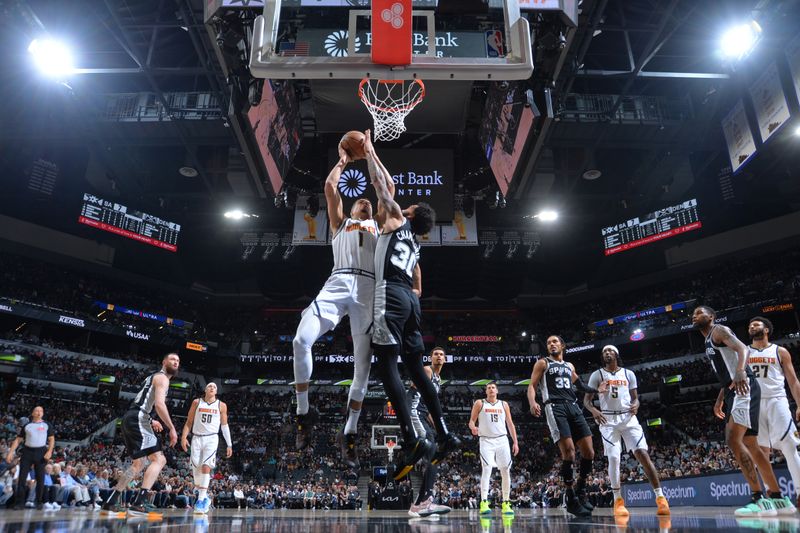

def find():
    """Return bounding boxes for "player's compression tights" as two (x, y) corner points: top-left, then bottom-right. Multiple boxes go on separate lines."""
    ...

(348, 334), (371, 403)
(780, 440), (800, 493)
(480, 464), (492, 501)
(401, 351), (449, 437)
(417, 441), (438, 504)
(292, 311), (334, 385)
(500, 467), (511, 501)
(560, 459), (574, 487)
(374, 347), (418, 442)
(608, 455), (621, 493)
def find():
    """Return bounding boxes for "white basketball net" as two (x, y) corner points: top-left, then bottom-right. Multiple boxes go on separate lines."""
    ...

(359, 79), (425, 142)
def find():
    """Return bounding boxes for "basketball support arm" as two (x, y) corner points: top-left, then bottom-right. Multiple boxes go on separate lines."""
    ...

(249, 0), (534, 80)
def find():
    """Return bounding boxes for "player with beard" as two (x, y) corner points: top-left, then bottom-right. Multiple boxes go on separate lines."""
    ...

(102, 353), (180, 518)
(293, 137), (395, 470)
(747, 316), (800, 512)
(692, 306), (777, 516)
(583, 345), (669, 517)
(528, 335), (606, 517)
(407, 347), (452, 517)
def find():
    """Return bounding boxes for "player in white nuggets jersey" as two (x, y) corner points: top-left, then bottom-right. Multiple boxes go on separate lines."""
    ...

(469, 382), (519, 517)
(292, 137), (395, 467)
(693, 306), (780, 517)
(584, 346), (668, 517)
(748, 316), (800, 512)
(181, 383), (232, 514)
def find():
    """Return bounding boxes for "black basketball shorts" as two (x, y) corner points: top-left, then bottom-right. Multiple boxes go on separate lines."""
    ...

(121, 409), (162, 459)
(371, 281), (424, 354)
(544, 401), (593, 443)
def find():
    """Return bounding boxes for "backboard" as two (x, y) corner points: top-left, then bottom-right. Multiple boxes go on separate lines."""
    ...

(248, 0), (534, 80)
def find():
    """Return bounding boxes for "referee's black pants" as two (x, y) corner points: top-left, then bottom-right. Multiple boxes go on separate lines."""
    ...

(16, 446), (46, 505)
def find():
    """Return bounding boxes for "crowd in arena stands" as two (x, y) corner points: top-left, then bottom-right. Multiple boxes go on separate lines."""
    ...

(5, 246), (800, 357)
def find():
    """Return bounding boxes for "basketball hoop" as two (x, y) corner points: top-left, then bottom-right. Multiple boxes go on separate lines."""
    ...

(386, 439), (397, 463)
(358, 78), (425, 142)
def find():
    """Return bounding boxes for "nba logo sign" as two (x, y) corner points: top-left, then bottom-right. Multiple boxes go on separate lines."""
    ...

(486, 30), (504, 58)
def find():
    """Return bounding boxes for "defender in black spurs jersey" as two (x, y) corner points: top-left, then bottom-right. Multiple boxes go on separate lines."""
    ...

(365, 129), (461, 481)
(692, 306), (778, 517)
(528, 335), (607, 517)
(101, 353), (180, 518)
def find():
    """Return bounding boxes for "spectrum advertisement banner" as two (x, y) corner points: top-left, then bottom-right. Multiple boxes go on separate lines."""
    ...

(624, 467), (794, 507)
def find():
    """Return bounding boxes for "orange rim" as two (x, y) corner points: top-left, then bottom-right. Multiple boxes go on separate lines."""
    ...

(358, 78), (426, 113)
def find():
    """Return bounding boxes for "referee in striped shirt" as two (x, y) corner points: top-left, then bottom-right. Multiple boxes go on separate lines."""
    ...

(5, 406), (55, 510)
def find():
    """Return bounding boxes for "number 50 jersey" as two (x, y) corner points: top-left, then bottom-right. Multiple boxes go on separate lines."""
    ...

(375, 218), (419, 288)
(192, 398), (221, 436)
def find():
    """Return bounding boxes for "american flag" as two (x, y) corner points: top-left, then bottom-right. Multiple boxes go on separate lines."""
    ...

(279, 41), (310, 57)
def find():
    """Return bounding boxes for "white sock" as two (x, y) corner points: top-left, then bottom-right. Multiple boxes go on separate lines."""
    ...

(296, 391), (309, 415)
(500, 468), (511, 501)
(344, 408), (361, 435)
(613, 489), (622, 500)
(198, 488), (208, 500)
(198, 473), (210, 500)
(654, 487), (664, 498)
(480, 465), (492, 502)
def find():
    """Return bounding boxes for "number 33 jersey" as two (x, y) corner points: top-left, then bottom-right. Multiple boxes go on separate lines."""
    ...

(749, 344), (786, 399)
(192, 398), (221, 436)
(539, 358), (577, 404)
(375, 217), (419, 288)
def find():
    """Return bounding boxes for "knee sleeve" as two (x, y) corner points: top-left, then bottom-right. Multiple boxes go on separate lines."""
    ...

(292, 313), (332, 384)
(348, 334), (372, 403)
(560, 460), (574, 485)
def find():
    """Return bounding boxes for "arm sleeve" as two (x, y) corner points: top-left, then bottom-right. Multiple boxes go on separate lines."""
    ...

(587, 370), (600, 390)
(574, 375), (598, 394)
(221, 424), (232, 447)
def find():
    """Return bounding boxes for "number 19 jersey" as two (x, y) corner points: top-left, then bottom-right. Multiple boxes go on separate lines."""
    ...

(375, 218), (419, 288)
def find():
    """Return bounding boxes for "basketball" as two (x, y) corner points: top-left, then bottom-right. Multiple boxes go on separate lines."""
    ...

(339, 130), (367, 160)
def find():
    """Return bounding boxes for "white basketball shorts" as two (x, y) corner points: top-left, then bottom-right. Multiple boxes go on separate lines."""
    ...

(303, 272), (374, 335)
(758, 396), (800, 449)
(599, 413), (647, 458)
(479, 436), (512, 469)
(191, 434), (219, 469)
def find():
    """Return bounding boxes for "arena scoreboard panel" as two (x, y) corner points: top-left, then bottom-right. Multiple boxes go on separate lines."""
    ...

(602, 198), (701, 256)
(78, 193), (181, 252)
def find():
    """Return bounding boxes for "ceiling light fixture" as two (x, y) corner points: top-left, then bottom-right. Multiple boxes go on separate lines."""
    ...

(28, 38), (74, 78)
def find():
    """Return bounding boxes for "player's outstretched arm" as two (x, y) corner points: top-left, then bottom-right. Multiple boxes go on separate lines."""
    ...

(527, 360), (545, 417)
(153, 374), (177, 447)
(468, 400), (482, 436)
(714, 325), (749, 395)
(412, 264), (422, 298)
(365, 130), (402, 230)
(503, 401), (519, 456)
(778, 346), (800, 420)
(220, 401), (233, 457)
(181, 399), (199, 452)
(325, 146), (350, 232)
(370, 142), (396, 227)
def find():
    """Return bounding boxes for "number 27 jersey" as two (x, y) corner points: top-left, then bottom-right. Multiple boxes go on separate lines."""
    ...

(375, 218), (420, 288)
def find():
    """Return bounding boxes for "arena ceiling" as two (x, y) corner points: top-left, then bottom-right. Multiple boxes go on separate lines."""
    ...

(1, 0), (799, 301)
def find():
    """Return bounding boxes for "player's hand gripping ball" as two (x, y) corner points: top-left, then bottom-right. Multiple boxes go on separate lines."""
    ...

(339, 130), (367, 160)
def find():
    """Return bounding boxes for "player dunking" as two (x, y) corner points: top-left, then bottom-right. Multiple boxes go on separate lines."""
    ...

(748, 316), (800, 512)
(181, 382), (232, 515)
(102, 353), (180, 518)
(406, 347), (452, 517)
(366, 129), (461, 480)
(528, 335), (605, 517)
(469, 381), (519, 516)
(692, 306), (777, 516)
(583, 345), (669, 517)
(292, 136), (395, 470)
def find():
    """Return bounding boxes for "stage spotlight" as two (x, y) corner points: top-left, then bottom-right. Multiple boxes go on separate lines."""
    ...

(720, 21), (761, 60)
(224, 209), (245, 220)
(795, 125), (800, 137)
(534, 210), (559, 222)
(28, 38), (74, 78)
